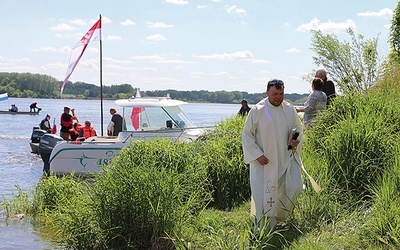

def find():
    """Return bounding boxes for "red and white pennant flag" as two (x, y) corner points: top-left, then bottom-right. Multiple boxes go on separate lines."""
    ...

(60, 18), (102, 94)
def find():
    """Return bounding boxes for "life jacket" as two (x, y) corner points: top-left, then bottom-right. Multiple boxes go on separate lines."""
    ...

(60, 114), (73, 129)
(69, 126), (82, 141)
(81, 126), (96, 139)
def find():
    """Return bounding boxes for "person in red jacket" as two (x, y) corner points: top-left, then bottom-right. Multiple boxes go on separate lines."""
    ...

(69, 123), (83, 141)
(60, 106), (78, 141)
(79, 120), (97, 140)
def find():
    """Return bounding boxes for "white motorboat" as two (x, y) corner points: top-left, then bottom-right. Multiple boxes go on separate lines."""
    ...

(40, 95), (204, 175)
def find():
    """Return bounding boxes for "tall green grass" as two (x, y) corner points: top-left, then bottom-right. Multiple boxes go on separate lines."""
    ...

(196, 116), (250, 210)
(90, 139), (211, 249)
(2, 69), (400, 248)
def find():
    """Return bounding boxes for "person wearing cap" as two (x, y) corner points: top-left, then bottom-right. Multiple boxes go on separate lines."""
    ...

(78, 120), (97, 140)
(60, 106), (78, 141)
(40, 114), (52, 133)
(9, 104), (18, 112)
(241, 78), (305, 231)
(238, 99), (251, 116)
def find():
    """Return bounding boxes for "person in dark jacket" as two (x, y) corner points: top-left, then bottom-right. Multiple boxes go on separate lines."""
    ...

(315, 69), (336, 106)
(60, 106), (78, 141)
(30, 102), (38, 112)
(108, 108), (125, 136)
(40, 114), (52, 133)
(238, 99), (251, 116)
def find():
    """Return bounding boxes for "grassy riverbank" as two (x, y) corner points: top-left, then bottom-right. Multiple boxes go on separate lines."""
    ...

(2, 67), (400, 249)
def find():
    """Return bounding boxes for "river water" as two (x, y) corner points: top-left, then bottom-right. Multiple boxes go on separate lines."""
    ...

(0, 97), (239, 249)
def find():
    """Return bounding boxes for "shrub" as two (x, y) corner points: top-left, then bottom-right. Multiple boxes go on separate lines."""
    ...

(196, 115), (250, 210)
(91, 139), (211, 249)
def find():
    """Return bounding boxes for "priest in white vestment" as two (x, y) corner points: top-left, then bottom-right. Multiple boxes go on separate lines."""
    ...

(242, 79), (305, 229)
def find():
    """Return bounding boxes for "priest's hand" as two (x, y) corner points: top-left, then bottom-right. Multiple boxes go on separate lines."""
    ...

(256, 155), (269, 165)
(289, 139), (299, 149)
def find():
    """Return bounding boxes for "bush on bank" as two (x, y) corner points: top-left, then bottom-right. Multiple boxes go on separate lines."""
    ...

(3, 66), (400, 248)
(293, 68), (400, 248)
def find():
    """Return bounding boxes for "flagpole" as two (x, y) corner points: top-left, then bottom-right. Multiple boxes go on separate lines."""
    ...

(99, 14), (104, 136)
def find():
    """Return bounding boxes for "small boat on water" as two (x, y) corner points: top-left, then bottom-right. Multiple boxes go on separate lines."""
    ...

(0, 108), (41, 115)
(38, 95), (205, 175)
(0, 93), (42, 115)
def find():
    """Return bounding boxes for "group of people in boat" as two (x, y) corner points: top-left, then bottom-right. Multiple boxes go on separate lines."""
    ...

(37, 104), (125, 142)
(9, 102), (40, 112)
(38, 106), (125, 142)
(58, 106), (97, 141)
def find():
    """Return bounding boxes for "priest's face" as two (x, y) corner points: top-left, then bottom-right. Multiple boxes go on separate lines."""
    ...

(267, 85), (284, 107)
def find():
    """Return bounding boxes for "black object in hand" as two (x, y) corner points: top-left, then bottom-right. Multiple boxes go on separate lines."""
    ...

(288, 131), (299, 150)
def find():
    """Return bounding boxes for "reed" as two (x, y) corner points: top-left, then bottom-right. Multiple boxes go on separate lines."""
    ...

(3, 68), (400, 248)
(89, 138), (211, 249)
(195, 115), (250, 210)
(1, 186), (31, 218)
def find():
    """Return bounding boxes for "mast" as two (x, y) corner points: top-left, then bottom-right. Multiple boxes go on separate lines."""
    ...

(99, 14), (104, 136)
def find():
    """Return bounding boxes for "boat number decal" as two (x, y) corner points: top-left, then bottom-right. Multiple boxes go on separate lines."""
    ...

(96, 151), (117, 167)
(78, 151), (118, 169)
(97, 158), (112, 167)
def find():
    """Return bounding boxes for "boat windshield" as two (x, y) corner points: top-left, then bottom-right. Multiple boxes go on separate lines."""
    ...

(121, 106), (196, 131)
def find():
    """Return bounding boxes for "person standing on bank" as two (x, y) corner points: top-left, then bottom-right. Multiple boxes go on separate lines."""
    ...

(238, 99), (251, 116)
(242, 79), (305, 230)
(296, 78), (327, 128)
(108, 108), (125, 136)
(60, 106), (78, 141)
(40, 114), (52, 133)
(315, 69), (336, 106)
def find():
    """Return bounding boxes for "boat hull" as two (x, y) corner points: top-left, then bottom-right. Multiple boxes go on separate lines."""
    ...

(49, 141), (123, 175)
(48, 129), (203, 175)
(0, 110), (41, 115)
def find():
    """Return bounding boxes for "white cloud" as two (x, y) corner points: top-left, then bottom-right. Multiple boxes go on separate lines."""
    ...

(42, 62), (65, 70)
(165, 0), (188, 5)
(197, 5), (209, 9)
(0, 56), (30, 63)
(146, 34), (167, 41)
(146, 22), (174, 28)
(297, 18), (356, 33)
(120, 19), (136, 26)
(252, 59), (271, 64)
(226, 5), (246, 16)
(103, 57), (133, 64)
(286, 47), (301, 53)
(131, 55), (198, 64)
(34, 47), (58, 53)
(106, 36), (122, 41)
(190, 71), (230, 77)
(51, 24), (75, 31)
(100, 17), (112, 24)
(59, 46), (71, 53)
(70, 19), (86, 25)
(194, 50), (254, 60)
(358, 8), (393, 18)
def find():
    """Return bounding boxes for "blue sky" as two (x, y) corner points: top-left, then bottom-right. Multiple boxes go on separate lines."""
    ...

(0, 0), (396, 94)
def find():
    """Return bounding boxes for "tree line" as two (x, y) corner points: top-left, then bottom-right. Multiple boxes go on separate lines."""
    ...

(0, 72), (308, 104)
